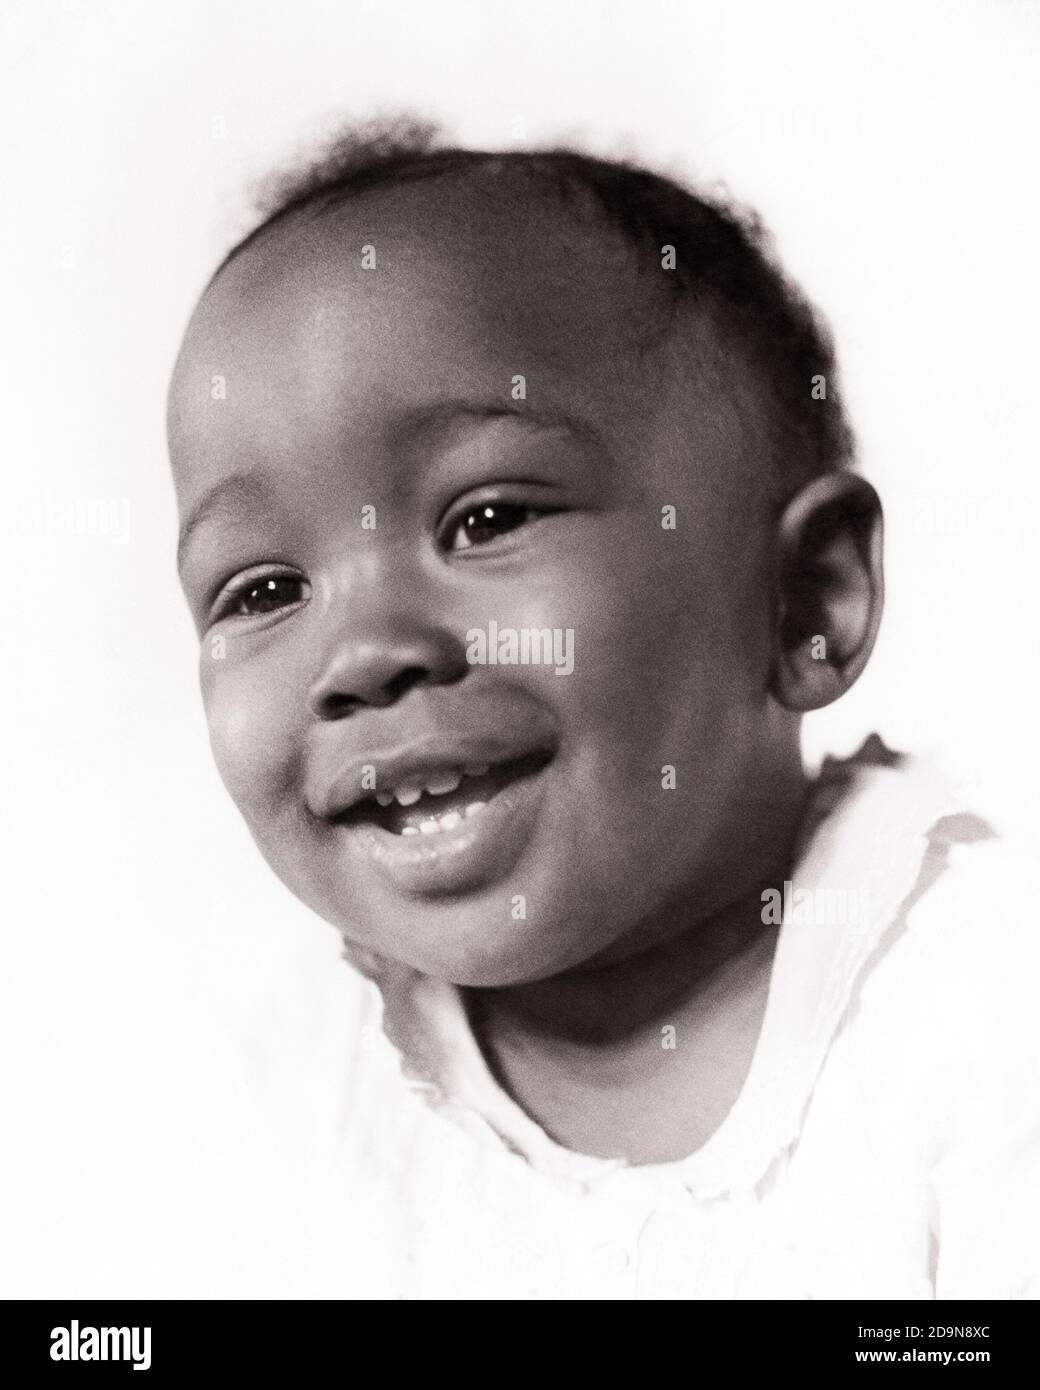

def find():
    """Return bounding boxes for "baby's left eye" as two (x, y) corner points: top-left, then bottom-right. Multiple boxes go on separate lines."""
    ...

(446, 502), (543, 551)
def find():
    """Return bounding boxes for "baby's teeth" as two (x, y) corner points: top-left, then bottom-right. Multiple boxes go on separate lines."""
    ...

(425, 770), (463, 797)
(394, 784), (423, 807)
(464, 802), (487, 818)
(374, 790), (394, 807)
(396, 807), (469, 838)
(464, 762), (489, 777)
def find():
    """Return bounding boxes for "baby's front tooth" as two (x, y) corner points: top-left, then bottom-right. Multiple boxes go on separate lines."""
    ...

(374, 790), (394, 807)
(425, 769), (463, 797)
(439, 811), (463, 831)
(418, 819), (441, 834)
(394, 784), (423, 806)
(464, 802), (487, 819)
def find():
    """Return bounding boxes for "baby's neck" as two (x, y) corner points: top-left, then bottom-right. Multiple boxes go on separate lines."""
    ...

(477, 880), (771, 1031)
(462, 886), (783, 1163)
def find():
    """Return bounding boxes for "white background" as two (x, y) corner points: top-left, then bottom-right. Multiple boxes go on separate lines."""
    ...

(2, 0), (1038, 1294)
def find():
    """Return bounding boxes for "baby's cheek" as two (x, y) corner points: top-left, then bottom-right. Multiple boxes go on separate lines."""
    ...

(554, 546), (706, 722)
(560, 544), (757, 801)
(201, 664), (286, 822)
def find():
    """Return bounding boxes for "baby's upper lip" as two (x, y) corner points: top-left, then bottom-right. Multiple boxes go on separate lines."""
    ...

(314, 730), (557, 821)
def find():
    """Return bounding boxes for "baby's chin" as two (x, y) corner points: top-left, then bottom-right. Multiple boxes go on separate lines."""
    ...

(329, 893), (630, 990)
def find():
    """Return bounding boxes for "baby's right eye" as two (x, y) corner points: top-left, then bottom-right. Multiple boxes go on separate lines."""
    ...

(211, 570), (310, 622)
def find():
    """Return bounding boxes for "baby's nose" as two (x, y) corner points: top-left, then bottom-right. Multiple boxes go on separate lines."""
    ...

(307, 623), (469, 719)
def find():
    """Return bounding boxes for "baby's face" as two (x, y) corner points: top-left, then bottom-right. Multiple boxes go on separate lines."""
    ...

(169, 183), (784, 986)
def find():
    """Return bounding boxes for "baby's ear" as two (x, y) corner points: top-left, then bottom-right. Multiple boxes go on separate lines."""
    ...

(769, 472), (884, 712)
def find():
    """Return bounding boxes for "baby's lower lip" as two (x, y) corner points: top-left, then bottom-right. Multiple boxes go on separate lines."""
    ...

(334, 755), (552, 896)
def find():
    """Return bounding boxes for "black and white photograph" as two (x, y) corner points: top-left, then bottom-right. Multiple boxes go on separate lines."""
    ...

(2, 0), (1038, 1347)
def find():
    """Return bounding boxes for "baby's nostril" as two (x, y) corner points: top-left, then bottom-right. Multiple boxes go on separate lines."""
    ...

(312, 666), (441, 720)
(315, 692), (362, 720)
(380, 666), (432, 705)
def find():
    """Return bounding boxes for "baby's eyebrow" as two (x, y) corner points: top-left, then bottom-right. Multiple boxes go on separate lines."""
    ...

(177, 472), (274, 573)
(394, 396), (605, 451)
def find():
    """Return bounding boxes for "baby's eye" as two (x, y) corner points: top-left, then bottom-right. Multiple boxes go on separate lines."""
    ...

(236, 575), (307, 615)
(213, 571), (310, 621)
(446, 502), (542, 552)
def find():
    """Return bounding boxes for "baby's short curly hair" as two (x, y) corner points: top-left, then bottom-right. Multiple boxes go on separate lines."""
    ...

(220, 117), (853, 501)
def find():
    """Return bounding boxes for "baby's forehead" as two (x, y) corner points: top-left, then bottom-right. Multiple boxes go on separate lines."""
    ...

(170, 177), (770, 523)
(180, 189), (670, 406)
(216, 175), (665, 347)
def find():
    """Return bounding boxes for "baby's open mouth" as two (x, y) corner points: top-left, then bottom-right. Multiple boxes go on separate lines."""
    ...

(334, 752), (553, 837)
